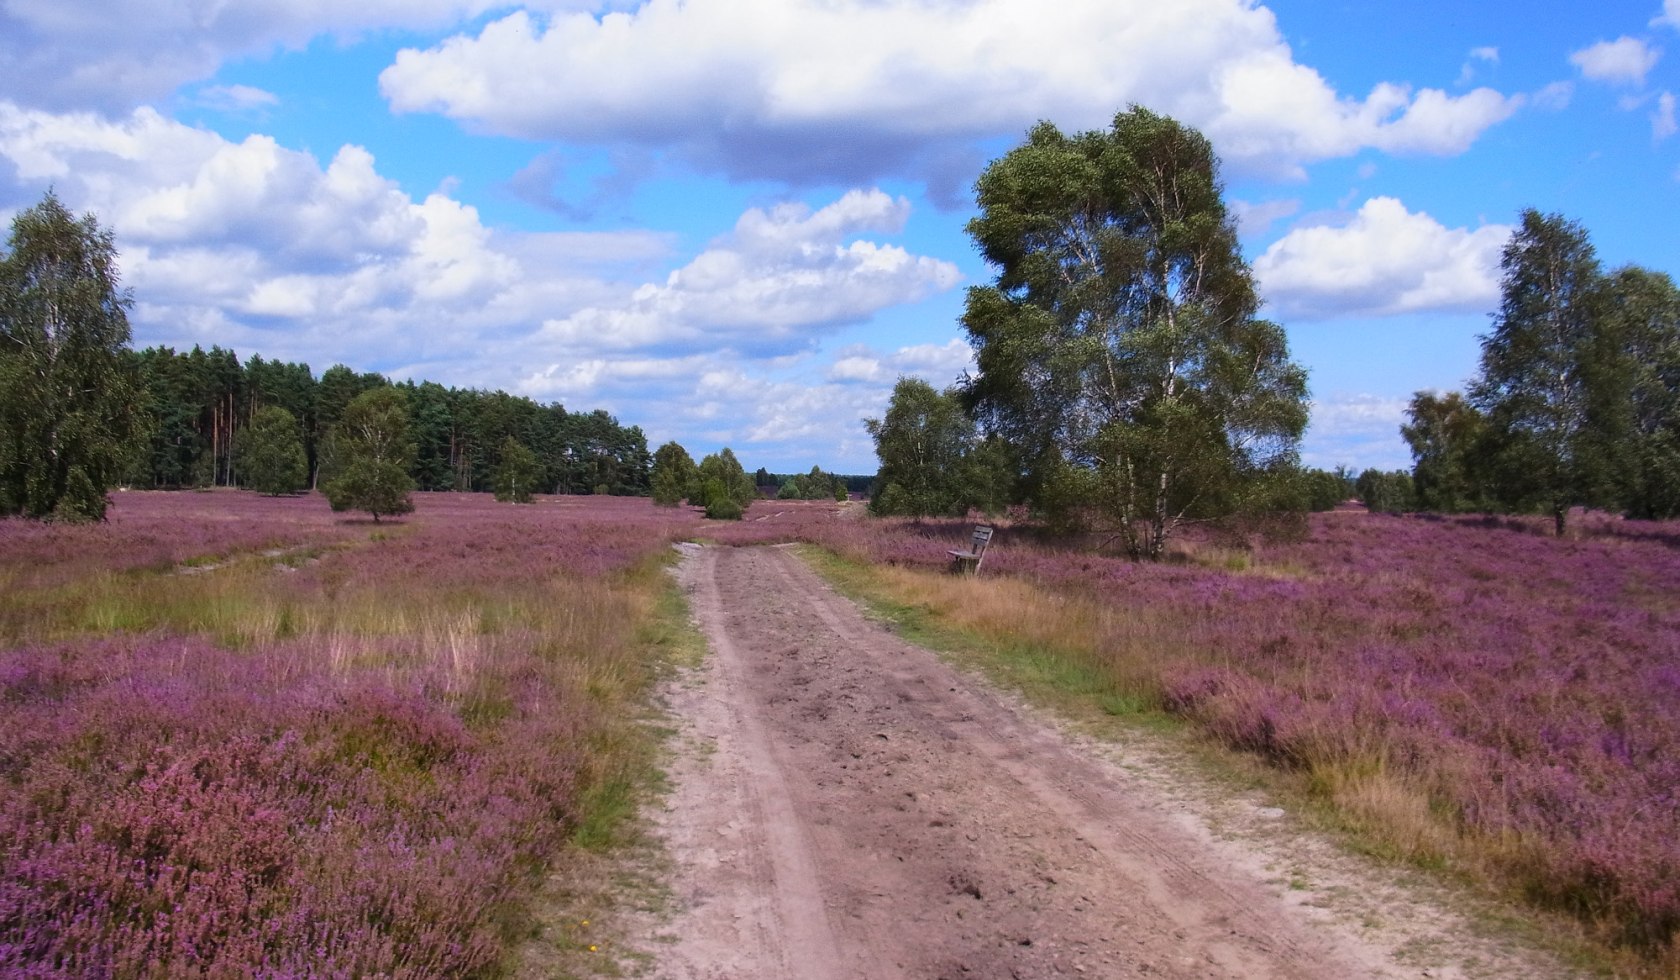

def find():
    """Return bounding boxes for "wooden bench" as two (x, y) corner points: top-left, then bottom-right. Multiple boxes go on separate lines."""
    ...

(948, 525), (994, 575)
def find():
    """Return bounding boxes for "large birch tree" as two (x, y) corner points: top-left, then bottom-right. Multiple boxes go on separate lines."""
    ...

(0, 193), (142, 521)
(961, 108), (1307, 560)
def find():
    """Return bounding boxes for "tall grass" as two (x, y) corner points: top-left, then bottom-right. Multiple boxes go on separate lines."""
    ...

(0, 491), (695, 976)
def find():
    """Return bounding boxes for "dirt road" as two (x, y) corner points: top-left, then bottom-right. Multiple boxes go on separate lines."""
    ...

(643, 544), (1573, 979)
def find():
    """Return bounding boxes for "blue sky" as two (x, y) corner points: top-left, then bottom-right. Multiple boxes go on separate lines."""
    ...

(1, 0), (1676, 474)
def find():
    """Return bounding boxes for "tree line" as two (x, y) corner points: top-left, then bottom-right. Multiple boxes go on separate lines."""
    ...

(863, 108), (1679, 553)
(0, 192), (651, 522)
(127, 344), (651, 498)
(1395, 211), (1680, 534)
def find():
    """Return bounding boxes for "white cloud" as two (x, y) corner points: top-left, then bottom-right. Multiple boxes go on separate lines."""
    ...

(0, 0), (531, 111)
(1570, 36), (1662, 87)
(533, 190), (960, 360)
(1531, 81), (1576, 111)
(380, 0), (1520, 185)
(1302, 393), (1412, 471)
(1656, 0), (1680, 28)
(1655, 91), (1678, 139)
(194, 84), (280, 113)
(1231, 196), (1302, 236)
(0, 101), (959, 472)
(1457, 46), (1499, 86)
(1253, 197), (1511, 320)
(825, 339), (974, 385)
(0, 100), (663, 374)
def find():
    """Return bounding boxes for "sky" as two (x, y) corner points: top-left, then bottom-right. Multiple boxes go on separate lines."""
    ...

(1, 0), (1676, 475)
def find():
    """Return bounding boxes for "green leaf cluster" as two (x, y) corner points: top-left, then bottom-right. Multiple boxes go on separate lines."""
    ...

(1405, 210), (1680, 532)
(777, 465), (843, 501)
(491, 435), (540, 503)
(0, 193), (142, 522)
(323, 388), (416, 522)
(694, 448), (754, 520)
(236, 405), (308, 496)
(960, 109), (1307, 558)
(866, 377), (1016, 517)
(650, 441), (698, 506)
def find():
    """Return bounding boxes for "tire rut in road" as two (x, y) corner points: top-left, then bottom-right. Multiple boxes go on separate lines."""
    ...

(648, 544), (1563, 979)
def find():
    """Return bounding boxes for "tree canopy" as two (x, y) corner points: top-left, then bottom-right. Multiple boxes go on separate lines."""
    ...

(491, 435), (540, 503)
(695, 448), (755, 520)
(323, 387), (416, 522)
(866, 377), (1014, 517)
(1470, 210), (1607, 535)
(961, 108), (1307, 558)
(0, 193), (143, 522)
(650, 441), (699, 506)
(237, 405), (308, 496)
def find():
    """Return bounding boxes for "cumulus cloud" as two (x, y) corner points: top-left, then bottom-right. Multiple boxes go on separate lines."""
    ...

(825, 339), (975, 385)
(1231, 196), (1302, 236)
(0, 0), (526, 112)
(1655, 91), (1678, 139)
(0, 100), (661, 372)
(1302, 393), (1412, 471)
(1457, 46), (1498, 86)
(193, 84), (280, 114)
(380, 0), (1520, 185)
(533, 189), (960, 359)
(1253, 197), (1510, 320)
(1570, 36), (1662, 87)
(1656, 0), (1680, 28)
(1530, 81), (1575, 112)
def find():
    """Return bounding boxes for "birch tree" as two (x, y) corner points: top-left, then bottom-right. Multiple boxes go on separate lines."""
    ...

(961, 109), (1306, 559)
(0, 193), (141, 521)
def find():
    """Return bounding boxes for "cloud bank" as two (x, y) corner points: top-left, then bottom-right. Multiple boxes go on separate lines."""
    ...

(380, 0), (1520, 187)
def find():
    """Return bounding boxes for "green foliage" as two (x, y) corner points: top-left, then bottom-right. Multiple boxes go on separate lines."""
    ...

(1355, 469), (1415, 514)
(1470, 210), (1609, 535)
(1402, 391), (1489, 513)
(777, 465), (843, 501)
(702, 484), (744, 521)
(491, 436), (540, 503)
(866, 377), (1016, 517)
(695, 448), (755, 516)
(961, 109), (1307, 559)
(237, 406), (307, 495)
(650, 441), (698, 506)
(1604, 266), (1680, 519)
(323, 388), (415, 522)
(323, 459), (415, 522)
(1298, 467), (1353, 512)
(0, 193), (143, 522)
(121, 347), (653, 498)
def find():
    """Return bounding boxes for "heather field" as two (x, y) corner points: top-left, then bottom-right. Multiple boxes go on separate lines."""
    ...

(0, 491), (703, 976)
(805, 508), (1680, 964)
(4, 493), (1677, 972)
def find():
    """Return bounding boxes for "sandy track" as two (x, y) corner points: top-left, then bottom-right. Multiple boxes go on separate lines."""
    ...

(643, 544), (1571, 979)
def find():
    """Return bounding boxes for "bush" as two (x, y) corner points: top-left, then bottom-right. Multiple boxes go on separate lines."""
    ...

(324, 460), (415, 522)
(704, 495), (744, 521)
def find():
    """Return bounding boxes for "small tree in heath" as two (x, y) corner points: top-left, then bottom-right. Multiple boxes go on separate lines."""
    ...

(492, 436), (540, 503)
(323, 387), (415, 522)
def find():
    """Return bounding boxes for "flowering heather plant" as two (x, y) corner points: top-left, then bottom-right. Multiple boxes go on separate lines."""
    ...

(0, 490), (689, 975)
(803, 508), (1680, 958)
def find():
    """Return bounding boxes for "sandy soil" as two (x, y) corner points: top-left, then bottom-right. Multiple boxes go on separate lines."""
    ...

(634, 543), (1578, 980)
